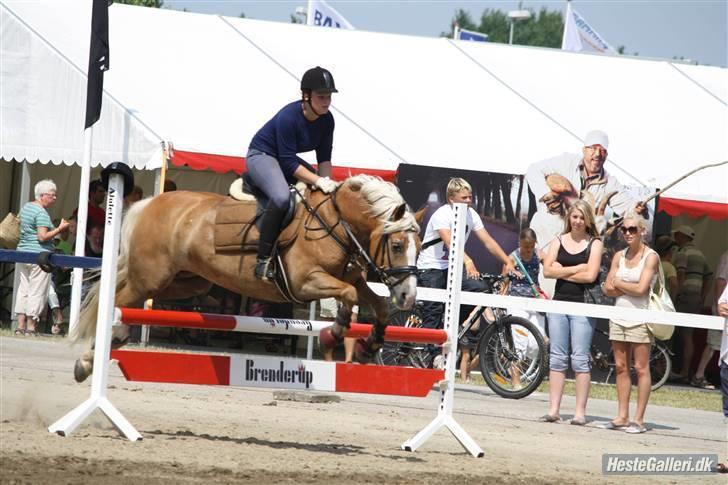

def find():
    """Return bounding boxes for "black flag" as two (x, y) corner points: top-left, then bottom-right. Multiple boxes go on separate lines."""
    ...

(85, 0), (111, 129)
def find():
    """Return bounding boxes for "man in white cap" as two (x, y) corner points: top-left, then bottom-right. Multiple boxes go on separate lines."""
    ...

(526, 130), (647, 252)
(669, 224), (713, 383)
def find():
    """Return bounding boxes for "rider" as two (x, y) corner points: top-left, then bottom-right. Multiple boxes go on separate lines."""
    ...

(417, 177), (519, 367)
(245, 66), (339, 281)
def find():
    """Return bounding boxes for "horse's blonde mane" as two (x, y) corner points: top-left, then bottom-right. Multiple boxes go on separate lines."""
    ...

(342, 175), (419, 234)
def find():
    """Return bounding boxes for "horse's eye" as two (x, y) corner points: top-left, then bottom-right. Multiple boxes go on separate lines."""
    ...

(392, 241), (403, 253)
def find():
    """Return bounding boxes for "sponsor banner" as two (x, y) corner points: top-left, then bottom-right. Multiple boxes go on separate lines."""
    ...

(457, 28), (488, 43)
(229, 354), (335, 391)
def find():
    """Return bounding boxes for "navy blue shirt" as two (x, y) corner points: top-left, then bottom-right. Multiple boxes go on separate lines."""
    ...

(249, 101), (335, 179)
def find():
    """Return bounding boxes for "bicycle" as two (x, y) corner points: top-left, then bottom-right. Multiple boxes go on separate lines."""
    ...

(376, 274), (549, 399)
(590, 326), (673, 391)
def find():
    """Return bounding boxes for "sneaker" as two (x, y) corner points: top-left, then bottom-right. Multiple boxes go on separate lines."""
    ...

(254, 257), (275, 281)
(432, 355), (445, 370)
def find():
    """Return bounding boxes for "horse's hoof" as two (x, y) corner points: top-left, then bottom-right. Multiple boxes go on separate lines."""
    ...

(73, 359), (90, 383)
(353, 338), (376, 364)
(318, 327), (343, 352)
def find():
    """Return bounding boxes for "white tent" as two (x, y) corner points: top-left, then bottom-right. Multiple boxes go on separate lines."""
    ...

(2, 0), (727, 215)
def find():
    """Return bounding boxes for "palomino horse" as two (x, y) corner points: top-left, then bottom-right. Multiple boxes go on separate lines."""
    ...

(72, 175), (421, 382)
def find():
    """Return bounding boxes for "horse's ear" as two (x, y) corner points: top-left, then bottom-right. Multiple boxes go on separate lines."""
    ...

(414, 207), (427, 226)
(391, 203), (407, 221)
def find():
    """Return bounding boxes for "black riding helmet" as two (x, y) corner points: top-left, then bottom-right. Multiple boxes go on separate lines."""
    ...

(300, 66), (338, 93)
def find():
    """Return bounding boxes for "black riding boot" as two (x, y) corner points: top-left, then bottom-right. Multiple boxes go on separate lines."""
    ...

(254, 203), (288, 281)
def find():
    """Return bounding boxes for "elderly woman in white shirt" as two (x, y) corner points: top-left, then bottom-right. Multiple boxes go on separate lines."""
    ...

(601, 212), (659, 434)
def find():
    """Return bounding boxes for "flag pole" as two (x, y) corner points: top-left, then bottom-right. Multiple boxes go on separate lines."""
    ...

(561, 0), (571, 49)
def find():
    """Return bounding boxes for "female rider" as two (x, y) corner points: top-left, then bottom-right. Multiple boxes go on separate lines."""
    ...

(246, 66), (339, 281)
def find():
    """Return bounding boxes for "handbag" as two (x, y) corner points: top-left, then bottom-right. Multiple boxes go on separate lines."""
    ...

(0, 212), (20, 249)
(583, 238), (614, 306)
(646, 262), (676, 340)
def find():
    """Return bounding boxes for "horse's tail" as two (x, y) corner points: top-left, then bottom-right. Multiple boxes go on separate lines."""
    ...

(70, 198), (153, 343)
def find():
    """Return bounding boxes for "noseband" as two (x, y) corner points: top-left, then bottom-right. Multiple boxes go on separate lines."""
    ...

(296, 186), (418, 289)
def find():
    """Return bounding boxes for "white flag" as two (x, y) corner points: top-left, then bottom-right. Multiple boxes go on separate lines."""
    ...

(562, 2), (616, 54)
(307, 0), (354, 29)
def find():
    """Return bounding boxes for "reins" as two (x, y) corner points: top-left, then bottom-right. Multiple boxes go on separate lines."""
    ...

(294, 185), (418, 288)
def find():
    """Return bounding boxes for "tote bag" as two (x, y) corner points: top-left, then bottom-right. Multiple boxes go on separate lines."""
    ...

(647, 262), (676, 341)
(0, 212), (20, 249)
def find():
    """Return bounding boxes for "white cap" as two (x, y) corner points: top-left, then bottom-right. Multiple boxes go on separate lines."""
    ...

(583, 130), (609, 150)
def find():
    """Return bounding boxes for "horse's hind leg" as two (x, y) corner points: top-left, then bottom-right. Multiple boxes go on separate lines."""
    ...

(74, 282), (147, 383)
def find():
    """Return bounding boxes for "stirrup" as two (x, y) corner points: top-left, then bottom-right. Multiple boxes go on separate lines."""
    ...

(254, 257), (275, 281)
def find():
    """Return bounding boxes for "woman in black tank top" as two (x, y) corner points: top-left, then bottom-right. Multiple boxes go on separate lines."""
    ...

(540, 200), (603, 425)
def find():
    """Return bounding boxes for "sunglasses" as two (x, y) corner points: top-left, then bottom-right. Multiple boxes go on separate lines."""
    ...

(620, 226), (639, 235)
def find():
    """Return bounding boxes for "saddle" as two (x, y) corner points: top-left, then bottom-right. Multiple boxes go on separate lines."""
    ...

(213, 174), (303, 253)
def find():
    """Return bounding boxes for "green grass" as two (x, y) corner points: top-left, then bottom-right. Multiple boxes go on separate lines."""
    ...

(455, 371), (721, 412)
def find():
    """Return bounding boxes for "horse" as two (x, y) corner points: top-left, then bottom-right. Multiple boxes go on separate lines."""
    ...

(71, 175), (422, 382)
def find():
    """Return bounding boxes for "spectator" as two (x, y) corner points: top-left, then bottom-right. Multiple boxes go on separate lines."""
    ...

(670, 225), (712, 383)
(503, 227), (547, 389)
(47, 282), (64, 335)
(691, 250), (728, 389)
(124, 185), (144, 206)
(600, 212), (659, 434)
(54, 215), (76, 255)
(14, 180), (70, 336)
(654, 235), (678, 302)
(541, 200), (602, 425)
(85, 224), (104, 258)
(73, 180), (106, 232)
(163, 180), (177, 192)
(416, 177), (517, 368)
(715, 282), (728, 473)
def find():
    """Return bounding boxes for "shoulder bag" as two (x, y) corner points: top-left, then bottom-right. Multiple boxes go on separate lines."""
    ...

(0, 212), (20, 249)
(583, 238), (614, 306)
(647, 260), (676, 340)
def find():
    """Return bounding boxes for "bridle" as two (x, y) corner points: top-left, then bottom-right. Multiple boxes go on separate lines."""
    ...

(295, 185), (418, 289)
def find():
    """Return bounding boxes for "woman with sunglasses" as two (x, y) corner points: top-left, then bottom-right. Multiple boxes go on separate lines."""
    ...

(600, 212), (659, 434)
(14, 179), (70, 336)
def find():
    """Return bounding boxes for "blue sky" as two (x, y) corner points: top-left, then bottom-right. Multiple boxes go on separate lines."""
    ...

(162, 1), (727, 67)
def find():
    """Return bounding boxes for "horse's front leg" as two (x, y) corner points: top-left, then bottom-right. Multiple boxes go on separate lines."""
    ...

(351, 278), (390, 364)
(296, 272), (359, 359)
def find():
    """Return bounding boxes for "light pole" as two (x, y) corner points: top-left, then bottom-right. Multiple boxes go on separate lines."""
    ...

(295, 5), (307, 23)
(507, 9), (532, 45)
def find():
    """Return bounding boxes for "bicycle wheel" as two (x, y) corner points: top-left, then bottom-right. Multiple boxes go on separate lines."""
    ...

(603, 341), (672, 391)
(649, 341), (672, 391)
(375, 307), (430, 368)
(477, 315), (548, 399)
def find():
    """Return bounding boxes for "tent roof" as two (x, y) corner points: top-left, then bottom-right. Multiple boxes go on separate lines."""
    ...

(2, 1), (726, 208)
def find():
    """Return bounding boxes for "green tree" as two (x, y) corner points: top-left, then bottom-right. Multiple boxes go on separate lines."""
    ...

(447, 6), (633, 54)
(447, 7), (563, 48)
(116, 0), (164, 7)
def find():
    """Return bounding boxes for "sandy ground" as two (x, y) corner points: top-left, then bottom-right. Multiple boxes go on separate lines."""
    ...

(1, 336), (726, 484)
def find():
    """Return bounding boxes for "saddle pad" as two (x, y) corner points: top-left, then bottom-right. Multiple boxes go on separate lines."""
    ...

(213, 198), (303, 253)
(214, 198), (259, 252)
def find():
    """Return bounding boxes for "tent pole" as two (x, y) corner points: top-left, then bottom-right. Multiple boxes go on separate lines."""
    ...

(140, 145), (169, 346)
(11, 161), (32, 331)
(69, 127), (93, 337)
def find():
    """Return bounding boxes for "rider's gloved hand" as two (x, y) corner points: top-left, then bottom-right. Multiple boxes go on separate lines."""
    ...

(314, 176), (338, 194)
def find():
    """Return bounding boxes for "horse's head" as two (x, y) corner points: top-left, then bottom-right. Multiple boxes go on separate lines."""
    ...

(370, 203), (421, 310)
(338, 176), (421, 310)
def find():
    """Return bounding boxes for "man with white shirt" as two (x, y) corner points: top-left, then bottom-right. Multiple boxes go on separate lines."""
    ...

(416, 178), (517, 366)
